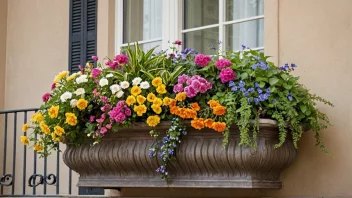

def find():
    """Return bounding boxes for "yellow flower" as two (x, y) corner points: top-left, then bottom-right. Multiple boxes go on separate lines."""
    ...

(51, 133), (61, 142)
(54, 126), (65, 136)
(175, 92), (187, 101)
(146, 115), (161, 127)
(133, 105), (147, 116)
(40, 121), (51, 134)
(136, 95), (146, 104)
(163, 97), (172, 106)
(156, 84), (167, 94)
(131, 85), (142, 96)
(48, 105), (59, 119)
(22, 124), (29, 132)
(126, 95), (136, 106)
(65, 113), (77, 126)
(31, 112), (44, 123)
(33, 144), (43, 151)
(147, 93), (156, 102)
(153, 98), (163, 106)
(53, 71), (69, 83)
(151, 104), (162, 114)
(77, 99), (88, 110)
(152, 77), (163, 87)
(20, 136), (29, 145)
(67, 72), (79, 81)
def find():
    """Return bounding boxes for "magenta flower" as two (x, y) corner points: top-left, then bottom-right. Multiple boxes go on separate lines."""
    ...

(114, 54), (129, 64)
(96, 114), (106, 123)
(105, 124), (112, 129)
(173, 83), (184, 93)
(91, 68), (101, 78)
(51, 83), (56, 90)
(178, 74), (190, 84)
(100, 127), (107, 134)
(195, 54), (211, 67)
(115, 113), (126, 123)
(92, 56), (98, 61)
(184, 86), (197, 98)
(101, 104), (111, 112)
(174, 40), (182, 45)
(42, 93), (51, 102)
(220, 68), (236, 83)
(93, 89), (100, 96)
(78, 65), (84, 74)
(117, 101), (126, 108)
(89, 116), (95, 122)
(101, 96), (108, 103)
(124, 108), (132, 117)
(216, 58), (232, 69)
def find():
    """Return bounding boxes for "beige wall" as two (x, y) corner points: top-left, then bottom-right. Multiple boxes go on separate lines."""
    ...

(0, 0), (7, 111)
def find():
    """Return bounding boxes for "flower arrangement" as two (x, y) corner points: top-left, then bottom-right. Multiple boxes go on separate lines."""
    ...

(21, 42), (333, 181)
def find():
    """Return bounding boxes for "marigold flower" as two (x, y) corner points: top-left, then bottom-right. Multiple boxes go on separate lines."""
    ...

(67, 72), (79, 81)
(213, 105), (226, 116)
(31, 112), (44, 123)
(153, 98), (163, 106)
(168, 99), (177, 108)
(34, 144), (43, 151)
(22, 124), (29, 132)
(152, 77), (163, 87)
(77, 99), (88, 110)
(126, 95), (136, 106)
(162, 97), (172, 106)
(156, 84), (167, 94)
(208, 100), (221, 108)
(170, 106), (179, 115)
(175, 92), (187, 101)
(65, 113), (77, 126)
(20, 136), (29, 145)
(204, 118), (214, 128)
(147, 93), (156, 102)
(191, 118), (204, 130)
(151, 104), (162, 114)
(54, 125), (65, 136)
(191, 103), (200, 111)
(136, 95), (146, 104)
(134, 105), (147, 116)
(40, 121), (51, 134)
(131, 85), (142, 96)
(146, 115), (161, 127)
(51, 132), (61, 142)
(53, 71), (69, 83)
(212, 122), (227, 132)
(48, 105), (59, 119)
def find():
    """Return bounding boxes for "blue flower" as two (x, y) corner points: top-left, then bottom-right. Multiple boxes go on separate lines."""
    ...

(168, 149), (174, 155)
(240, 87), (246, 93)
(254, 82), (259, 88)
(259, 62), (269, 70)
(251, 63), (258, 70)
(291, 63), (297, 71)
(218, 41), (222, 45)
(248, 88), (255, 93)
(149, 152), (155, 157)
(231, 86), (238, 92)
(228, 81), (235, 87)
(239, 80), (245, 88)
(257, 88), (263, 94)
(259, 94), (266, 101)
(211, 45), (216, 50)
(182, 130), (187, 135)
(287, 93), (293, 101)
(241, 44), (246, 50)
(254, 98), (259, 105)
(266, 88), (270, 94)
(264, 93), (270, 100)
(244, 91), (249, 96)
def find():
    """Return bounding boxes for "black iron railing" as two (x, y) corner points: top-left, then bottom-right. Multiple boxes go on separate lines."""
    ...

(0, 108), (75, 197)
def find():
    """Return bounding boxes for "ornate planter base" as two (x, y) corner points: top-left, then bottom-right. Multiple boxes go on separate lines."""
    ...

(63, 119), (296, 189)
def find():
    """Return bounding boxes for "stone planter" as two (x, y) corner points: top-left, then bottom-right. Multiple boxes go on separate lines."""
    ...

(63, 119), (296, 189)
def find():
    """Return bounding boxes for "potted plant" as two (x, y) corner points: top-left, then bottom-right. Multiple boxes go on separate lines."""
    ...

(21, 42), (333, 189)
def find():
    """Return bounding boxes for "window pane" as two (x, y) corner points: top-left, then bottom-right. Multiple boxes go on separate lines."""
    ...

(183, 28), (219, 55)
(225, 19), (264, 51)
(121, 41), (163, 53)
(123, 0), (162, 43)
(226, 0), (264, 21)
(184, 0), (219, 29)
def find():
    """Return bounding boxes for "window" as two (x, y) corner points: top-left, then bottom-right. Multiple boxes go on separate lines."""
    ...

(115, 0), (264, 54)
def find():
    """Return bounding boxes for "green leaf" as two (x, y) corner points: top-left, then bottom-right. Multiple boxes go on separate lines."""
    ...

(269, 77), (279, 86)
(270, 87), (277, 93)
(281, 73), (288, 80)
(241, 73), (248, 80)
(259, 81), (266, 88)
(299, 104), (307, 113)
(283, 84), (292, 90)
(256, 77), (268, 82)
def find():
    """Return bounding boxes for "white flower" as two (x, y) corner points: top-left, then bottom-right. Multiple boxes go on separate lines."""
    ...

(132, 77), (142, 85)
(106, 73), (114, 78)
(110, 84), (121, 94)
(74, 88), (85, 95)
(139, 81), (150, 89)
(99, 78), (109, 87)
(75, 75), (88, 84)
(120, 81), (130, 89)
(60, 92), (72, 102)
(116, 90), (124, 98)
(70, 99), (78, 107)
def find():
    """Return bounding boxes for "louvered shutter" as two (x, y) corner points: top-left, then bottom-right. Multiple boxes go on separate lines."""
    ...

(69, 0), (97, 73)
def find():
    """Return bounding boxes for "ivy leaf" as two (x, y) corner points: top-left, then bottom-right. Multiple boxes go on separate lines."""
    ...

(269, 77), (279, 86)
(241, 73), (248, 80)
(283, 84), (292, 90)
(259, 81), (266, 88)
(299, 104), (307, 113)
(281, 73), (288, 80)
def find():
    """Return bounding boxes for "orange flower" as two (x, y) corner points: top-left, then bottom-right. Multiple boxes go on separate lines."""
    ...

(213, 105), (226, 115)
(204, 118), (214, 128)
(212, 122), (226, 133)
(208, 100), (220, 108)
(187, 108), (197, 119)
(170, 106), (179, 115)
(191, 118), (204, 130)
(168, 99), (177, 108)
(191, 102), (200, 111)
(175, 92), (187, 101)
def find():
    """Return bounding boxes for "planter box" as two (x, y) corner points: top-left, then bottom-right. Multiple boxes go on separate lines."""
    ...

(63, 119), (296, 189)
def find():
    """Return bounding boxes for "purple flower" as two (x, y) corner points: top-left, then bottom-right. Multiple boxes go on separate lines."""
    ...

(216, 58), (232, 69)
(190, 80), (200, 90)
(91, 68), (102, 78)
(241, 44), (246, 50)
(220, 68), (236, 83)
(124, 108), (132, 116)
(184, 86), (197, 98)
(254, 82), (259, 88)
(254, 98), (259, 105)
(114, 54), (129, 64)
(92, 56), (98, 61)
(195, 54), (211, 67)
(178, 74), (190, 84)
(239, 80), (245, 88)
(251, 63), (259, 70)
(259, 62), (268, 70)
(240, 87), (246, 93)
(231, 86), (238, 92)
(257, 88), (263, 94)
(42, 93), (51, 102)
(228, 81), (235, 87)
(173, 83), (184, 93)
(248, 88), (255, 93)
(287, 93), (293, 101)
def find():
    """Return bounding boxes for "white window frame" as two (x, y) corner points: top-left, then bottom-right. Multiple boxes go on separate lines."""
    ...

(115, 0), (264, 54)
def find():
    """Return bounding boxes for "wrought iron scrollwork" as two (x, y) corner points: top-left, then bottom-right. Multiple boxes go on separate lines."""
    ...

(28, 174), (57, 187)
(0, 174), (13, 186)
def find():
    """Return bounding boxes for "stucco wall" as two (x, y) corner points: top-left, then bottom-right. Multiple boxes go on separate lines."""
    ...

(0, 0), (7, 111)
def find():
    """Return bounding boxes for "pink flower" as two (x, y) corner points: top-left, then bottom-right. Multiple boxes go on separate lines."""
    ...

(199, 84), (208, 93)
(89, 116), (95, 122)
(169, 53), (175, 57)
(100, 127), (107, 134)
(105, 124), (112, 129)
(115, 113), (126, 123)
(42, 93), (51, 102)
(51, 83), (56, 90)
(117, 101), (126, 108)
(219, 68), (236, 83)
(124, 108), (132, 117)
(93, 89), (100, 96)
(178, 74), (190, 84)
(190, 80), (200, 90)
(174, 40), (182, 45)
(216, 58), (232, 69)
(92, 56), (98, 61)
(195, 54), (211, 67)
(101, 96), (108, 103)
(78, 65), (85, 74)
(106, 60), (119, 70)
(101, 104), (111, 112)
(173, 84), (184, 93)
(184, 86), (197, 98)
(114, 54), (129, 64)
(91, 68), (101, 78)
(96, 114), (106, 123)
